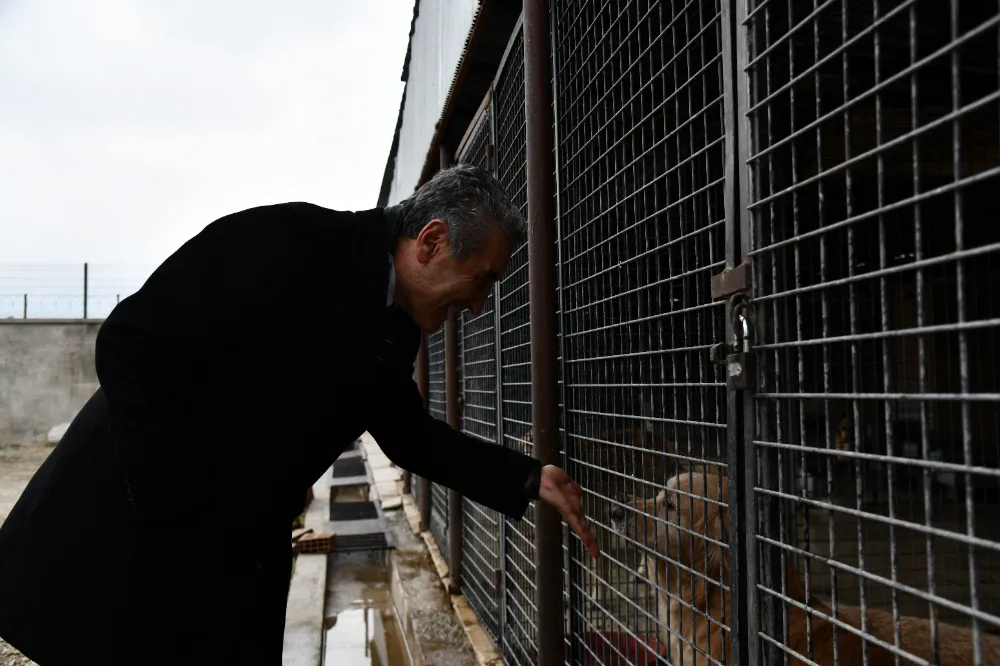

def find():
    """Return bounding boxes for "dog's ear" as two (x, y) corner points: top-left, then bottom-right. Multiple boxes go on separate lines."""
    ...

(685, 476), (728, 578)
(705, 504), (729, 578)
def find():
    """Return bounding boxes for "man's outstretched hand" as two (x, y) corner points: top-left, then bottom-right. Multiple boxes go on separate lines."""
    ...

(538, 465), (601, 558)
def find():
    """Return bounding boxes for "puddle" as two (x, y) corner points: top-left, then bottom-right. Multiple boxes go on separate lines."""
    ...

(332, 485), (369, 503)
(323, 602), (410, 666)
(324, 550), (411, 666)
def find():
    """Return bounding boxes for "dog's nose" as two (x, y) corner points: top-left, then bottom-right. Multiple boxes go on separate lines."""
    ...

(609, 504), (625, 522)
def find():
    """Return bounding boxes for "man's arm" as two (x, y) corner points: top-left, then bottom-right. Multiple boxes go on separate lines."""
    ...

(366, 363), (541, 520)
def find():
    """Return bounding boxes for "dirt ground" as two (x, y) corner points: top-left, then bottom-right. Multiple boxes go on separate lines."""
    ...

(0, 443), (51, 666)
(0, 443), (51, 526)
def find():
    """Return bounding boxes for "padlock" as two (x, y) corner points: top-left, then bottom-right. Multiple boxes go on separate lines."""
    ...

(726, 312), (755, 391)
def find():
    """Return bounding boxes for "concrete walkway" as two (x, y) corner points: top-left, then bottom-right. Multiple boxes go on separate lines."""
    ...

(359, 432), (404, 512)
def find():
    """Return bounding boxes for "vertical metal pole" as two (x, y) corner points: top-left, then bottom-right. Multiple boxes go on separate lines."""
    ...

(550, 6), (581, 660)
(488, 94), (508, 639)
(442, 143), (465, 593)
(524, 4), (563, 666)
(23, 294), (27, 319)
(83, 262), (89, 319)
(418, 334), (431, 529)
(722, 1), (752, 664)
(408, 333), (429, 496)
(735, 1), (766, 663)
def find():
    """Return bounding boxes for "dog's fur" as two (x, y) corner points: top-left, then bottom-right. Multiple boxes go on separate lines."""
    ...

(612, 471), (1000, 665)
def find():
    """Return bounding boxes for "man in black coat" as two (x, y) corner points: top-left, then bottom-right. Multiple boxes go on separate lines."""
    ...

(0, 165), (599, 665)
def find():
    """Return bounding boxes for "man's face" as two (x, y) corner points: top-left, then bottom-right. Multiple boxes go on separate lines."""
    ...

(403, 218), (511, 332)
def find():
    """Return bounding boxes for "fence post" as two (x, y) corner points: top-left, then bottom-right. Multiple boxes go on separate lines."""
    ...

(418, 332), (431, 529)
(719, 1), (754, 664)
(408, 333), (429, 496)
(523, 4), (563, 666)
(83, 262), (89, 319)
(441, 144), (465, 593)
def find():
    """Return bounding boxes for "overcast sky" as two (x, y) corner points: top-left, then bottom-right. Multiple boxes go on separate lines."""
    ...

(0, 0), (413, 268)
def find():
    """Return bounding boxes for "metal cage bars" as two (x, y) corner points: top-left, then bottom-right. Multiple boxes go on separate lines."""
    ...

(399, 1), (1000, 666)
(739, 1), (1000, 665)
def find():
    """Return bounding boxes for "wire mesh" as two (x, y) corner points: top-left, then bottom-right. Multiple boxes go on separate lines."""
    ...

(457, 102), (505, 642)
(494, 27), (539, 666)
(742, 0), (1000, 664)
(423, 327), (448, 550)
(553, 0), (730, 664)
(0, 263), (150, 319)
(432, 477), (450, 560)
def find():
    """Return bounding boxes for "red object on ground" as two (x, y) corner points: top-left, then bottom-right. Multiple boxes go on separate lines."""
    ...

(580, 631), (667, 666)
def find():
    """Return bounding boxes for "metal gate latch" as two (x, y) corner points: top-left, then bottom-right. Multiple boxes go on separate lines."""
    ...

(727, 306), (754, 391)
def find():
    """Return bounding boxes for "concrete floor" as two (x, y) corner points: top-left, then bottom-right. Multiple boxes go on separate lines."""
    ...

(323, 550), (409, 666)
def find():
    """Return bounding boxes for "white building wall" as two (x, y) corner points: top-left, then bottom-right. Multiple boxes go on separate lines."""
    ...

(387, 0), (479, 205)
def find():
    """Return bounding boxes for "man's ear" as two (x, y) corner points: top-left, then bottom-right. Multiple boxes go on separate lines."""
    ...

(415, 219), (449, 264)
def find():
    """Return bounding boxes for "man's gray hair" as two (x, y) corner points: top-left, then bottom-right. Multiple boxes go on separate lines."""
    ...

(395, 164), (526, 260)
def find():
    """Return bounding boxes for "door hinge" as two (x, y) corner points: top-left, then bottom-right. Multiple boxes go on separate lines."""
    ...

(711, 259), (752, 300)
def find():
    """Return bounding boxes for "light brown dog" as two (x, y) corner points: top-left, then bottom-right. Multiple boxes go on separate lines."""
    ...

(612, 472), (897, 665)
(613, 471), (1000, 665)
(834, 599), (1000, 665)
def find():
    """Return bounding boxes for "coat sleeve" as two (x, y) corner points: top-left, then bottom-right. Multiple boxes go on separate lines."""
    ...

(366, 360), (541, 520)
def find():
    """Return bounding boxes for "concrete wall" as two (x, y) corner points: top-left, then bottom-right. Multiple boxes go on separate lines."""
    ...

(0, 320), (101, 444)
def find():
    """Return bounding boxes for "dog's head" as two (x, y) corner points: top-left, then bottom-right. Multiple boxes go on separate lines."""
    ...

(610, 471), (729, 578)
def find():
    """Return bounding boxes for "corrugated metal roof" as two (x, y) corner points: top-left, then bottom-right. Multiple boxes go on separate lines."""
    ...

(376, 0), (524, 207)
(376, 0), (421, 208)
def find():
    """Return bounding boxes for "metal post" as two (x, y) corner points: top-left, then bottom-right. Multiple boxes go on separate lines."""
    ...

(23, 294), (27, 319)
(442, 143), (464, 593)
(445, 312), (463, 590)
(523, 5), (563, 666)
(721, 1), (751, 664)
(83, 262), (89, 319)
(407, 333), (429, 496)
(418, 331), (431, 529)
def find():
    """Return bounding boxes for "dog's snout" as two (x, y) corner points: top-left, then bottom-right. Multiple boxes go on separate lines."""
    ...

(609, 503), (625, 522)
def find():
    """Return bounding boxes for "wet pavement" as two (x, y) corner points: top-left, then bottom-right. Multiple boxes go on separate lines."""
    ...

(324, 550), (410, 666)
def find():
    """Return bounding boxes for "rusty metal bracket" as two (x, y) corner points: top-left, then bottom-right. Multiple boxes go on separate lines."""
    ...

(711, 259), (752, 300)
(710, 343), (729, 365)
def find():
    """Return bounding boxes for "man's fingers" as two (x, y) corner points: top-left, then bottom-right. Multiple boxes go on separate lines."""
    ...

(539, 477), (601, 558)
(565, 513), (601, 558)
(560, 490), (599, 557)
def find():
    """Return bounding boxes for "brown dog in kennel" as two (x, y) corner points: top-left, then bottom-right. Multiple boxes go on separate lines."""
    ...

(611, 472), (1000, 666)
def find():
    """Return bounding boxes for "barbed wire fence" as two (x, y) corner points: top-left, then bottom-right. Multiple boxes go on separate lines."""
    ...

(0, 263), (152, 320)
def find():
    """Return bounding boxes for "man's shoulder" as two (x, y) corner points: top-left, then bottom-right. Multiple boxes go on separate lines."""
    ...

(199, 203), (388, 262)
(216, 202), (383, 227)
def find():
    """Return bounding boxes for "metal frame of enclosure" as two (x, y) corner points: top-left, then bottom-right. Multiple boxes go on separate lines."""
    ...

(411, 1), (1000, 665)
